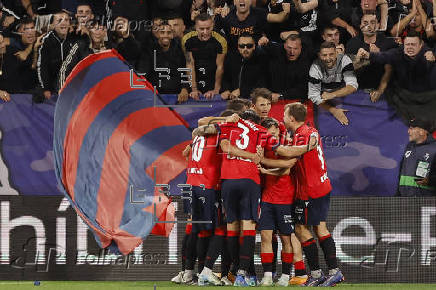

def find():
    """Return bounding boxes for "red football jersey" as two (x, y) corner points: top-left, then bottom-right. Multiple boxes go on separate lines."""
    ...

(186, 135), (222, 190)
(218, 119), (279, 184)
(292, 124), (332, 200)
(261, 148), (295, 204)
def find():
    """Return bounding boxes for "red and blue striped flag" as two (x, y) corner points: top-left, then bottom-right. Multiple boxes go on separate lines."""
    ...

(53, 50), (191, 255)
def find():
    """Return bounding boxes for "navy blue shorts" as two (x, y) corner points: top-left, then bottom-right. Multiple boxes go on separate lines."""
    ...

(258, 202), (294, 235)
(294, 193), (331, 226)
(191, 186), (218, 233)
(221, 179), (261, 223)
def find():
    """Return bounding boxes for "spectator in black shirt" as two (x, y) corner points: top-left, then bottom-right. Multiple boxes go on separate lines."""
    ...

(279, 0), (319, 44)
(137, 22), (189, 101)
(390, 0), (435, 42)
(107, 14), (141, 66)
(215, 0), (290, 53)
(168, 14), (186, 40)
(74, 1), (94, 38)
(182, 13), (227, 99)
(262, 33), (311, 101)
(0, 17), (37, 99)
(221, 33), (268, 99)
(357, 31), (436, 92)
(317, 0), (359, 44)
(346, 12), (397, 101)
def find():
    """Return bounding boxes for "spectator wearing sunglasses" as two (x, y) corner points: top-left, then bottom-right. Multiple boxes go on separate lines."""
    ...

(221, 33), (268, 99)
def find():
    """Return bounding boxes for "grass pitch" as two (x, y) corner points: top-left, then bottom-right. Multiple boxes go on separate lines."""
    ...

(1, 281), (436, 290)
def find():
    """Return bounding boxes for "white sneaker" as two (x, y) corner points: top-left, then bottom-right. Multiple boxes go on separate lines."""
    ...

(182, 272), (194, 284)
(259, 276), (274, 286)
(171, 271), (184, 284)
(221, 276), (233, 286)
(198, 272), (223, 286)
(276, 274), (290, 287)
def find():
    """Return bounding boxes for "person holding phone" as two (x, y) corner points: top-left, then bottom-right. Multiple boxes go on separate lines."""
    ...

(398, 119), (436, 196)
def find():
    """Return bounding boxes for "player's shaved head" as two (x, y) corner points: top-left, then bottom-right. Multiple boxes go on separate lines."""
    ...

(285, 102), (307, 122)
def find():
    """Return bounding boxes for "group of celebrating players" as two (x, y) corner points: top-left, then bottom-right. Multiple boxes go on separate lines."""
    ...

(172, 88), (344, 287)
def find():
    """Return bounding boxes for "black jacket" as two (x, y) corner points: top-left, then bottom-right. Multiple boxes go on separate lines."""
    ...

(221, 49), (268, 98)
(263, 42), (311, 100)
(398, 135), (436, 196)
(37, 31), (78, 93)
(136, 38), (186, 94)
(370, 45), (436, 92)
(0, 40), (37, 93)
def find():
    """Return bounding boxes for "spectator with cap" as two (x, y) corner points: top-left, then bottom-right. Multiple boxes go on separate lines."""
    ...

(221, 33), (268, 100)
(37, 10), (78, 100)
(0, 17), (38, 100)
(398, 118), (436, 196)
(308, 41), (358, 125)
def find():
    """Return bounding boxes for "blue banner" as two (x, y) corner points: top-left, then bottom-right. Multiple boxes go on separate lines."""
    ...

(0, 91), (409, 197)
(318, 91), (409, 196)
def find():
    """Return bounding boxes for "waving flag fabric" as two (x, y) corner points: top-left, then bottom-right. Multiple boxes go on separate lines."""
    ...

(53, 49), (191, 255)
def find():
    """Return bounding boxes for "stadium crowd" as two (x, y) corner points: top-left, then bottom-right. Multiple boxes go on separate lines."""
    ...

(0, 0), (435, 124)
(0, 0), (436, 287)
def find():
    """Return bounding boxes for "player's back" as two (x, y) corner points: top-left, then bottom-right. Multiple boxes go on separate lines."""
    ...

(292, 124), (332, 200)
(219, 119), (274, 184)
(186, 134), (222, 190)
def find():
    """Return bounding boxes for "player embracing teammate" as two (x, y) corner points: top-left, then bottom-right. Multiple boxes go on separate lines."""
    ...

(173, 96), (344, 287)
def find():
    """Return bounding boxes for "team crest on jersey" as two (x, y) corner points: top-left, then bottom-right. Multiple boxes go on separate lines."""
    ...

(199, 196), (206, 204)
(405, 151), (411, 158)
(283, 215), (293, 224)
(424, 153), (430, 161)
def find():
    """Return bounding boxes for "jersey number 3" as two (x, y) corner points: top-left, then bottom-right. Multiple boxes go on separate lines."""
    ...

(236, 123), (250, 150)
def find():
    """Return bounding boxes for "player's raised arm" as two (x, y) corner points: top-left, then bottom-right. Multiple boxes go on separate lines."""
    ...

(275, 133), (318, 158)
(198, 113), (240, 126)
(192, 124), (218, 138)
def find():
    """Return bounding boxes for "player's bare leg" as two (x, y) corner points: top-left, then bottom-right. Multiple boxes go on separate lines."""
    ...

(289, 233), (308, 285)
(259, 230), (274, 286)
(295, 224), (326, 286)
(314, 222), (344, 286)
(276, 234), (293, 286)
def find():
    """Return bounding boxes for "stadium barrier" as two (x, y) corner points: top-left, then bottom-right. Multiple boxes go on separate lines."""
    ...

(0, 196), (434, 282)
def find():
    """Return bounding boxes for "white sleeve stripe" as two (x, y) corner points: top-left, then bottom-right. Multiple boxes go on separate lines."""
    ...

(37, 31), (53, 89)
